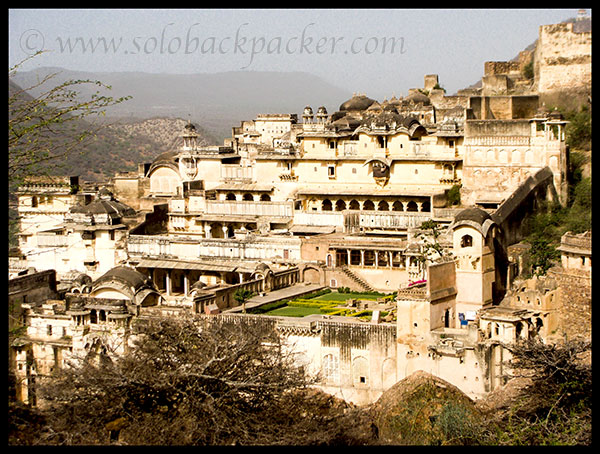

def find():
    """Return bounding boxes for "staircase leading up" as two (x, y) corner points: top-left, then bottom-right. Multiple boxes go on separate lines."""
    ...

(339, 265), (375, 292)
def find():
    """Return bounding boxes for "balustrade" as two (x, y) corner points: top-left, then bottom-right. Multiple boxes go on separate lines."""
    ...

(206, 200), (293, 217)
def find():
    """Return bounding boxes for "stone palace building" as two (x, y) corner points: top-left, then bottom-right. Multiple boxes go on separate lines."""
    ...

(10, 46), (590, 406)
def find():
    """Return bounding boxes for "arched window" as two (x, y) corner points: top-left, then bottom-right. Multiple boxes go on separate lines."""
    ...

(321, 199), (332, 211)
(363, 200), (375, 211)
(377, 200), (389, 211)
(349, 199), (360, 210)
(226, 192), (237, 201)
(461, 234), (473, 248)
(326, 254), (333, 267)
(31, 196), (38, 208)
(392, 200), (403, 211)
(352, 356), (369, 385)
(335, 199), (346, 211)
(260, 193), (271, 201)
(406, 201), (418, 212)
(322, 354), (339, 384)
(242, 193), (254, 201)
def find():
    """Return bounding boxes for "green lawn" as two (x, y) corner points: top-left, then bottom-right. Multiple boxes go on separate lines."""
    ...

(266, 305), (323, 317)
(311, 292), (382, 302)
(262, 291), (392, 318)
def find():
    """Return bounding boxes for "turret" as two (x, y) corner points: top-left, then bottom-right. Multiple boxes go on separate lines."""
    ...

(316, 106), (328, 124)
(302, 106), (314, 124)
(182, 121), (198, 150)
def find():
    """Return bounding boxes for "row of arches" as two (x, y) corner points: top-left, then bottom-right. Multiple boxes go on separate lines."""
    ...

(314, 198), (431, 213)
(321, 353), (397, 388)
(470, 148), (560, 170)
(225, 192), (272, 201)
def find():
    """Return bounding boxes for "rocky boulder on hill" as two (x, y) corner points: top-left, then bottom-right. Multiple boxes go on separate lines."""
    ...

(370, 370), (484, 445)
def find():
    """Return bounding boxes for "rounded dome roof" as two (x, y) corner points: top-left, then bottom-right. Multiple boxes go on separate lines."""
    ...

(93, 266), (151, 291)
(255, 262), (271, 272)
(151, 150), (179, 167)
(339, 94), (377, 112)
(70, 197), (135, 218)
(454, 207), (492, 225)
(452, 207), (496, 237)
(184, 122), (197, 133)
(405, 91), (431, 105)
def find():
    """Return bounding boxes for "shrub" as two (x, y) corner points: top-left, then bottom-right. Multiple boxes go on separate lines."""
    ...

(447, 184), (461, 206)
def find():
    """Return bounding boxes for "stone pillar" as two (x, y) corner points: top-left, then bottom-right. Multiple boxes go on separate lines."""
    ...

(165, 270), (171, 296)
(374, 251), (379, 268)
(347, 249), (351, 266)
(360, 250), (365, 267)
(205, 224), (212, 239)
(183, 272), (189, 297)
(222, 223), (228, 238)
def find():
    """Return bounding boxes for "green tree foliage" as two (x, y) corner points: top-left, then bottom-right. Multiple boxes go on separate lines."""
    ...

(233, 288), (255, 313)
(14, 316), (374, 446)
(528, 237), (561, 276)
(522, 60), (534, 80)
(484, 339), (592, 445)
(446, 184), (461, 206)
(564, 104), (591, 151)
(416, 220), (451, 265)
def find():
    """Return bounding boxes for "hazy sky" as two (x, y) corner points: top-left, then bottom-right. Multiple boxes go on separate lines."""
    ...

(9, 8), (589, 99)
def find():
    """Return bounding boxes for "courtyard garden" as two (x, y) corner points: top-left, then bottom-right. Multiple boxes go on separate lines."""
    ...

(249, 288), (396, 321)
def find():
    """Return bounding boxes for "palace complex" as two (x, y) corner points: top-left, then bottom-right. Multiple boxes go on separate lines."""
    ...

(10, 17), (591, 406)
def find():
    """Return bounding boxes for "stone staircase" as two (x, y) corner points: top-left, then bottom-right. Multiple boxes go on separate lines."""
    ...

(339, 265), (375, 292)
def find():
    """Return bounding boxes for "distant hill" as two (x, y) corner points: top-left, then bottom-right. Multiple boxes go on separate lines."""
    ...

(77, 117), (217, 182)
(10, 77), (217, 182)
(10, 68), (353, 142)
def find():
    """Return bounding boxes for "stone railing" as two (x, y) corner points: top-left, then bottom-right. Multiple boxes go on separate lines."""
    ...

(206, 200), (293, 217)
(36, 233), (69, 247)
(221, 165), (253, 181)
(464, 135), (531, 146)
(396, 284), (428, 301)
(345, 210), (431, 232)
(293, 210), (345, 227)
(127, 234), (301, 261)
(560, 231), (591, 252)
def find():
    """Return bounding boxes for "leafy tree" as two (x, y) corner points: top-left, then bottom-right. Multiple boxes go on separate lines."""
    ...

(563, 177), (591, 234)
(528, 236), (560, 276)
(447, 184), (461, 206)
(8, 53), (130, 248)
(22, 315), (375, 445)
(9, 53), (131, 192)
(233, 288), (255, 314)
(522, 60), (534, 80)
(416, 220), (451, 266)
(564, 104), (591, 151)
(483, 338), (592, 445)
